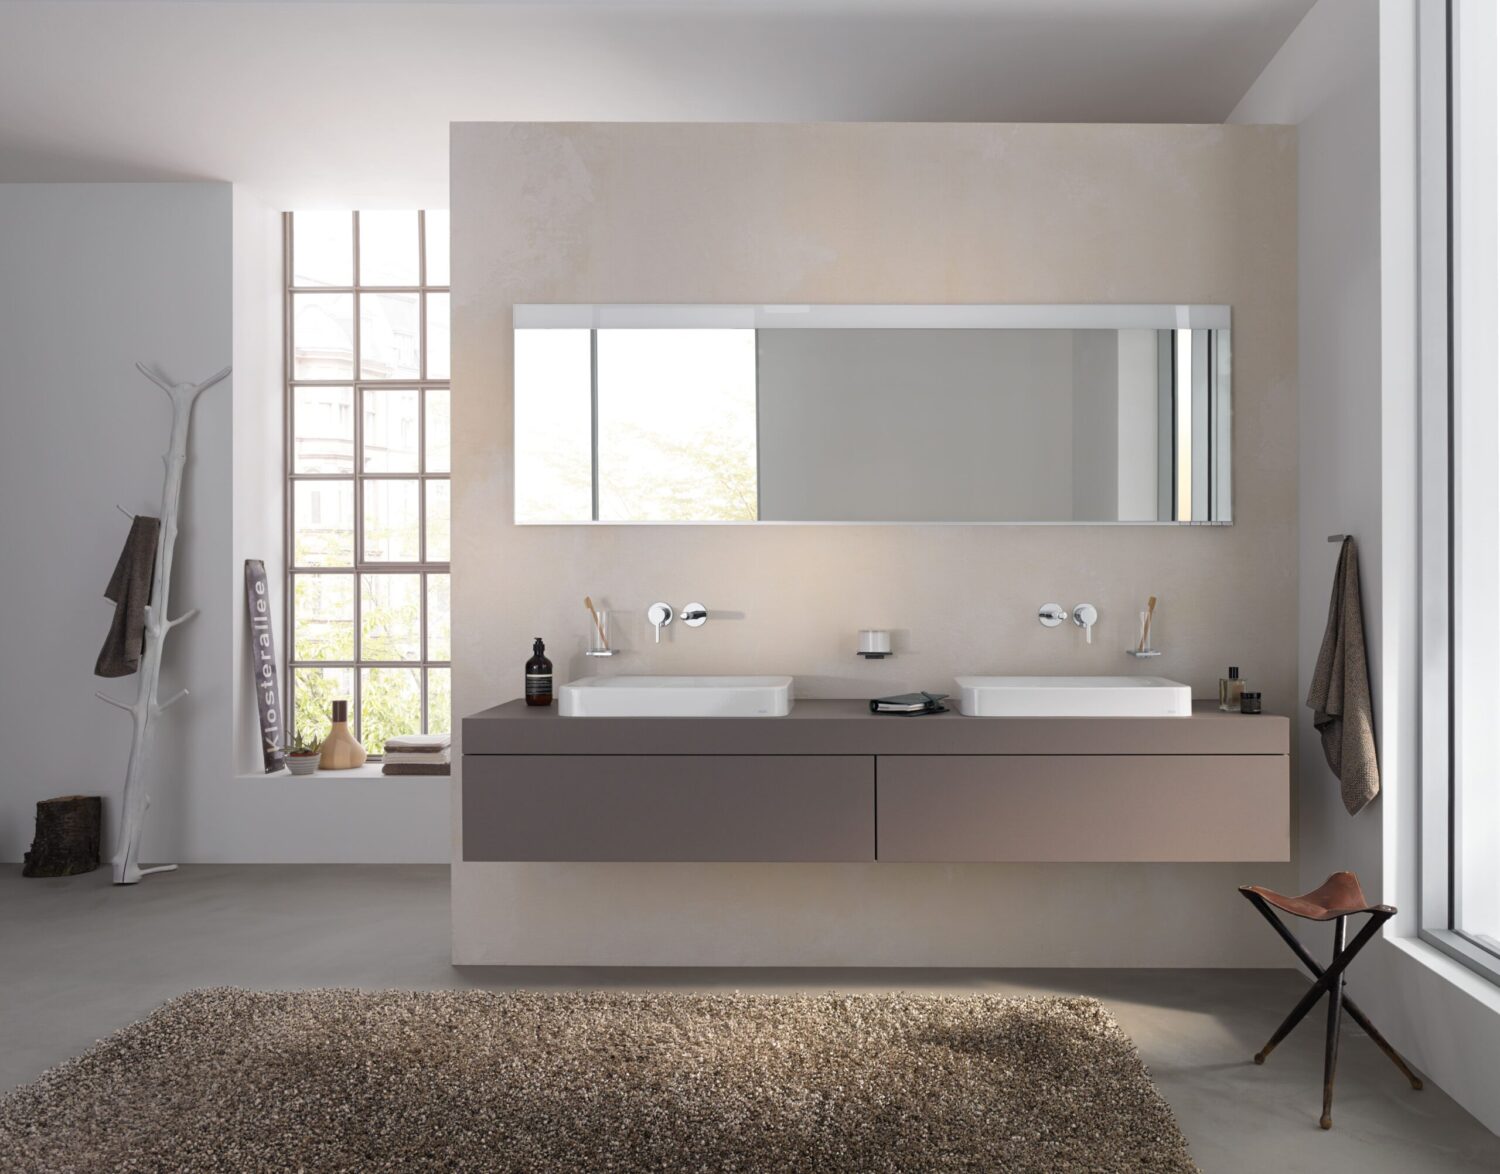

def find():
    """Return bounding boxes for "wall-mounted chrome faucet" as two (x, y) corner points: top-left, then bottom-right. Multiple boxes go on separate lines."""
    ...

(647, 602), (673, 644)
(647, 601), (709, 643)
(1038, 601), (1098, 644)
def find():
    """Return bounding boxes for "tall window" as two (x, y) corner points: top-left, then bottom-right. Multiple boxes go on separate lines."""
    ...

(286, 211), (451, 754)
(1423, 0), (1500, 981)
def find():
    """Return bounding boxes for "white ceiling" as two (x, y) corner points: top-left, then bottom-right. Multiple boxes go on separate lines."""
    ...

(0, 0), (1314, 205)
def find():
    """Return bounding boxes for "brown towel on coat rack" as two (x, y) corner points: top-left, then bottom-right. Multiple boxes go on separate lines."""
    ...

(1307, 536), (1380, 815)
(94, 515), (161, 678)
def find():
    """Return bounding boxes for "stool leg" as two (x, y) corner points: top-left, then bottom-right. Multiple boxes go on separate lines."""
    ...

(1251, 907), (1385, 1065)
(1240, 892), (1421, 1089)
(1321, 916), (1347, 1130)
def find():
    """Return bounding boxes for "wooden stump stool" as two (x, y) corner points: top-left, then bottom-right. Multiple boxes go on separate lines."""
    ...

(22, 795), (102, 877)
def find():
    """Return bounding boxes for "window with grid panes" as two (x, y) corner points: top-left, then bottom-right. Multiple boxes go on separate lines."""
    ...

(286, 211), (451, 754)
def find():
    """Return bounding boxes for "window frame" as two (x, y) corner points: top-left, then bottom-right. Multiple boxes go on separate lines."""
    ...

(284, 211), (451, 751)
(1419, 0), (1500, 985)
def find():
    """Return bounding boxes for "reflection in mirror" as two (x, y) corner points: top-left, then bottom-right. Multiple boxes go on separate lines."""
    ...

(514, 305), (1230, 524)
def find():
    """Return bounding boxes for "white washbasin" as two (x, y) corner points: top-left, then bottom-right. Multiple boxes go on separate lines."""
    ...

(559, 675), (794, 717)
(956, 675), (1192, 717)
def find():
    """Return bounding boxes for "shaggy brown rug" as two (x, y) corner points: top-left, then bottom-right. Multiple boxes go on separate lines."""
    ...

(0, 989), (1196, 1173)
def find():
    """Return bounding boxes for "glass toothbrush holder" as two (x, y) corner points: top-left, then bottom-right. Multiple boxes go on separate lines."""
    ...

(1127, 609), (1162, 658)
(585, 608), (616, 657)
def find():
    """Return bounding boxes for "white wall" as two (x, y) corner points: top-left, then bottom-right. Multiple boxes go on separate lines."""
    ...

(0, 183), (449, 866)
(1230, 0), (1500, 1134)
(0, 183), (232, 863)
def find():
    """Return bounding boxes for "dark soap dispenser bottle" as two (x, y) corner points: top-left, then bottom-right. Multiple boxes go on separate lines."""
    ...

(525, 637), (553, 706)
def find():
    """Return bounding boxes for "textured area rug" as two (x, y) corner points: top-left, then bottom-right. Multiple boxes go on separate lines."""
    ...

(0, 988), (1196, 1173)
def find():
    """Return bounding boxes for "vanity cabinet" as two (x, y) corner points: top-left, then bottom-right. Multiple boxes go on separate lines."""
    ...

(462, 700), (1289, 864)
(876, 754), (1286, 862)
(463, 755), (874, 862)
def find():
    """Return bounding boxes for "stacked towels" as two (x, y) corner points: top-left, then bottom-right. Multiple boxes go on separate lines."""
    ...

(381, 733), (451, 776)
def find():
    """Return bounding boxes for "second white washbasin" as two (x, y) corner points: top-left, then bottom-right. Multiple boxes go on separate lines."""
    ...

(559, 675), (794, 717)
(956, 675), (1192, 718)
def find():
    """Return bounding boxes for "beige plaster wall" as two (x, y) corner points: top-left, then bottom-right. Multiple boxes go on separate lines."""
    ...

(450, 121), (1297, 965)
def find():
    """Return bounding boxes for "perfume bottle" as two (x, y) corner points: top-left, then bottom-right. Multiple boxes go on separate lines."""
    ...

(1219, 666), (1244, 713)
(526, 637), (553, 707)
(318, 699), (367, 769)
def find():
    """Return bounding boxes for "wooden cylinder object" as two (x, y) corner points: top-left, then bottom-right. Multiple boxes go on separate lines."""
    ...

(22, 795), (102, 877)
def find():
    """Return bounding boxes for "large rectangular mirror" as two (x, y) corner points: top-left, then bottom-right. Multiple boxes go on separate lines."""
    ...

(514, 304), (1231, 524)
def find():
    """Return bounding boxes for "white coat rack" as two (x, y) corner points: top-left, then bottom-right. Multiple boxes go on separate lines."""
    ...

(95, 362), (230, 885)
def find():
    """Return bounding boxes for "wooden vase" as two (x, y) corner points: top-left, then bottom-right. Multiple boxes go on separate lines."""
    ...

(318, 700), (367, 770)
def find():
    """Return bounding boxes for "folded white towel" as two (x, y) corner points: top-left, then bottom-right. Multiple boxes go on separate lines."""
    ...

(383, 749), (452, 765)
(383, 733), (451, 752)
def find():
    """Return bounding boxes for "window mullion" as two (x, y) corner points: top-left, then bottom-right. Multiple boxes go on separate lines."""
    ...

(287, 209), (448, 757)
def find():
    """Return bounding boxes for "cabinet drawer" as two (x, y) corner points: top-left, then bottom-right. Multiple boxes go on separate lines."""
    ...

(877, 754), (1288, 862)
(463, 755), (874, 862)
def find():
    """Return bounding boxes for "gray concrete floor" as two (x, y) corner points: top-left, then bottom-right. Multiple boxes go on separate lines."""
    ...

(3, 865), (1497, 1173)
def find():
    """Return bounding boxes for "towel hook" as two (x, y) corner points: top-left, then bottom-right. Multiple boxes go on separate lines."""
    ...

(1327, 533), (1349, 544)
(115, 504), (136, 520)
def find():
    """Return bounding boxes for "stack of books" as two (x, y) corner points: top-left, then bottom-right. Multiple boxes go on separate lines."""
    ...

(381, 733), (451, 776)
(868, 691), (949, 716)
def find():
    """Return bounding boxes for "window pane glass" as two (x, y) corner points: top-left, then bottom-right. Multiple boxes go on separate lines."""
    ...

(596, 329), (758, 521)
(514, 328), (593, 521)
(293, 480), (353, 567)
(291, 211), (352, 288)
(426, 292), (450, 380)
(424, 210), (450, 286)
(363, 479), (420, 561)
(363, 386), (420, 472)
(293, 666), (353, 748)
(425, 480), (451, 562)
(426, 387), (451, 473)
(292, 292), (354, 380)
(293, 573), (354, 660)
(360, 666), (422, 755)
(360, 291), (421, 379)
(361, 573), (422, 661)
(293, 385), (354, 473)
(427, 573), (451, 661)
(427, 667), (451, 735)
(358, 210), (420, 286)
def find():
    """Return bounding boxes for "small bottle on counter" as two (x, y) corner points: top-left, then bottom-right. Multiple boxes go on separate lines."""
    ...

(525, 637), (553, 706)
(1219, 666), (1244, 712)
(1239, 691), (1263, 715)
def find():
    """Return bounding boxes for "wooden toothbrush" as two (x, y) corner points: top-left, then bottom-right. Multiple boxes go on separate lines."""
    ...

(584, 596), (609, 651)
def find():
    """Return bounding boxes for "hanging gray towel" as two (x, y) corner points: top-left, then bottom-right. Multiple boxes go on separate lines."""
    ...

(94, 515), (161, 678)
(1307, 536), (1380, 815)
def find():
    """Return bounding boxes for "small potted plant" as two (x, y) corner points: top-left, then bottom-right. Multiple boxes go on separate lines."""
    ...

(284, 734), (321, 776)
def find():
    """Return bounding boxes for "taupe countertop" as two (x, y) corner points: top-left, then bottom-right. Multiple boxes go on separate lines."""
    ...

(463, 698), (1289, 756)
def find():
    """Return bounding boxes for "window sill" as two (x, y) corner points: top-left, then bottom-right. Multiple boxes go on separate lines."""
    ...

(1390, 933), (1500, 1011)
(1417, 928), (1500, 988)
(235, 764), (449, 782)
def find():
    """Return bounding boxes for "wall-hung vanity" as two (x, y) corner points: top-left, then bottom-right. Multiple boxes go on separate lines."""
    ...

(513, 303), (1232, 525)
(462, 697), (1289, 865)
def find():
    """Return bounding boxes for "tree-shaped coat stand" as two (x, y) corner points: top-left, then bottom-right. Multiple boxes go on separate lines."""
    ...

(96, 362), (230, 884)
